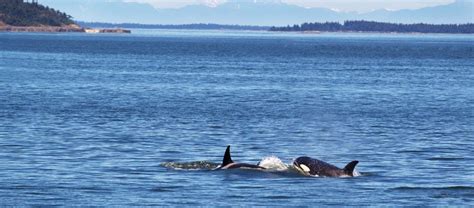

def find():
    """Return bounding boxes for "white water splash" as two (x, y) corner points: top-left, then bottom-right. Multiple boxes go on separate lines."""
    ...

(257, 156), (289, 171)
(161, 161), (219, 170)
(352, 169), (362, 177)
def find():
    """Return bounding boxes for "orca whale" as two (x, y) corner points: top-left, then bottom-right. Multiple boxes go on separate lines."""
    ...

(293, 156), (359, 177)
(215, 146), (266, 170)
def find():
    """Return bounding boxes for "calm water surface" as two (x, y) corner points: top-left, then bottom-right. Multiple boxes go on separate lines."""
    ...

(0, 30), (473, 206)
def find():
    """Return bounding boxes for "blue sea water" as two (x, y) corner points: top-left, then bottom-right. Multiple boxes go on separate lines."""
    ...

(0, 30), (473, 206)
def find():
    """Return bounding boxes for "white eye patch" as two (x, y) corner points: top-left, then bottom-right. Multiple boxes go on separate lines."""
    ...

(299, 164), (310, 172)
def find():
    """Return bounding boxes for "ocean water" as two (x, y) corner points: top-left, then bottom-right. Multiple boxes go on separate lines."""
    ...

(0, 30), (473, 206)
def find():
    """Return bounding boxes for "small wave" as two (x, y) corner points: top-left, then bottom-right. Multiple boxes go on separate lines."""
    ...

(390, 186), (474, 199)
(395, 150), (425, 153)
(391, 186), (474, 191)
(263, 195), (296, 199)
(427, 157), (465, 161)
(257, 156), (289, 171)
(161, 161), (220, 170)
(150, 185), (183, 192)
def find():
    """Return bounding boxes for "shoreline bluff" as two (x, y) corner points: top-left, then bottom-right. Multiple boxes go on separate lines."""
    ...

(0, 24), (131, 33)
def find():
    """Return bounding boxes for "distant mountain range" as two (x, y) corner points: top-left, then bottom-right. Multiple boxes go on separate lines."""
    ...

(41, 0), (473, 26)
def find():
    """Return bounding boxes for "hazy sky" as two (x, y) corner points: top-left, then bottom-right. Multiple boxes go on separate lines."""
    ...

(39, 0), (471, 24)
(125, 0), (455, 12)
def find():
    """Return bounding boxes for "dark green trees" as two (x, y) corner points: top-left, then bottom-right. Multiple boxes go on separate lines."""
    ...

(270, 20), (474, 34)
(0, 0), (75, 26)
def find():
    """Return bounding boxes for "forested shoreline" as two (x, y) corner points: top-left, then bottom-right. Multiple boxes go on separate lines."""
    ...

(270, 20), (474, 34)
(0, 0), (75, 26)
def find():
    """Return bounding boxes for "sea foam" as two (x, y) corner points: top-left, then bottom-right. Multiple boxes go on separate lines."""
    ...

(257, 156), (289, 171)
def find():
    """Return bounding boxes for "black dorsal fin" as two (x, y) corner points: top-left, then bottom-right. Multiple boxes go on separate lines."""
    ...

(343, 161), (359, 176)
(222, 145), (234, 166)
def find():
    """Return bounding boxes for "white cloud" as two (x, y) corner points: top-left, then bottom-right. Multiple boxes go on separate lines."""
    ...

(123, 0), (456, 11)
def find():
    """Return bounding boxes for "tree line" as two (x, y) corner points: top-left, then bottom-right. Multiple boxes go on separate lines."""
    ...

(270, 20), (474, 34)
(0, 0), (74, 26)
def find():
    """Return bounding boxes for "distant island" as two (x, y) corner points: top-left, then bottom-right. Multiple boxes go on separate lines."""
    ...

(78, 22), (270, 31)
(81, 21), (474, 34)
(270, 20), (474, 34)
(0, 0), (129, 33)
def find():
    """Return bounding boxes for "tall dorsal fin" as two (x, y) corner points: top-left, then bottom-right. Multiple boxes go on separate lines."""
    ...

(222, 145), (234, 166)
(343, 160), (359, 176)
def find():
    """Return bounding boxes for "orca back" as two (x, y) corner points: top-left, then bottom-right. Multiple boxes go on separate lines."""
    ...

(225, 163), (265, 169)
(218, 146), (265, 170)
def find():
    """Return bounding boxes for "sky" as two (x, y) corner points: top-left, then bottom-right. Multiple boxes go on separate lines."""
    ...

(124, 0), (455, 12)
(39, 0), (473, 25)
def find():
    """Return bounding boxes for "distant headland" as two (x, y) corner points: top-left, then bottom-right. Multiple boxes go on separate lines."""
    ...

(78, 22), (270, 31)
(270, 21), (474, 34)
(0, 0), (130, 33)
